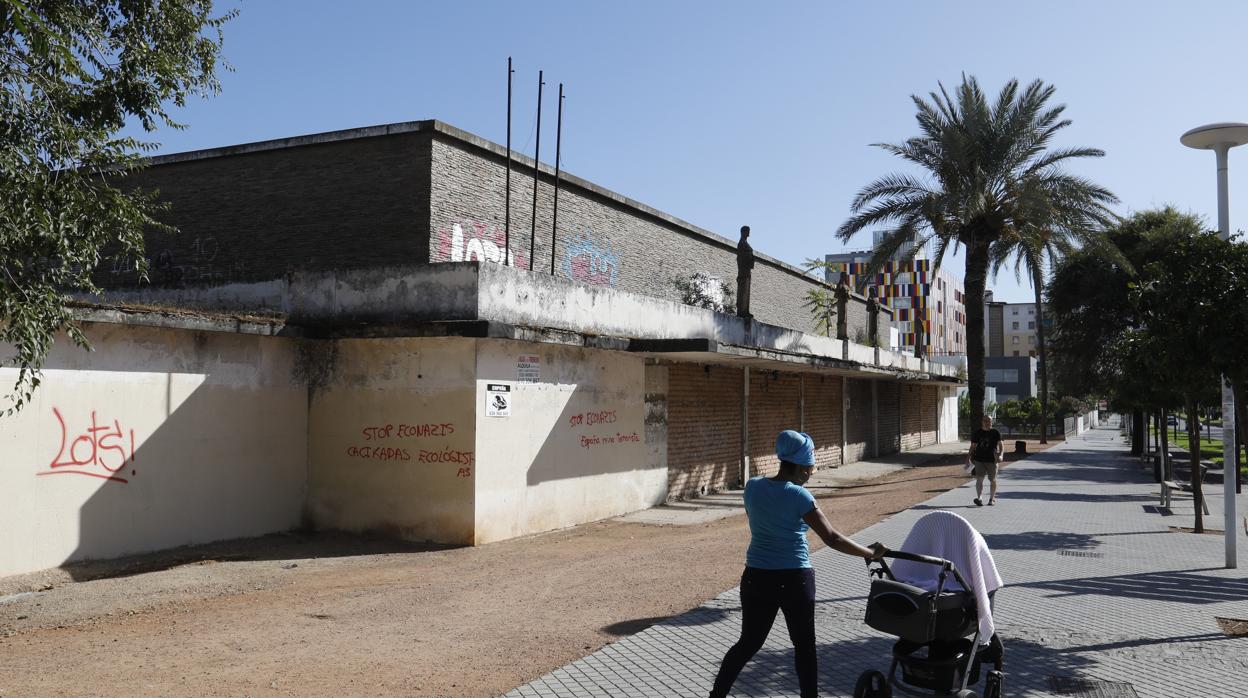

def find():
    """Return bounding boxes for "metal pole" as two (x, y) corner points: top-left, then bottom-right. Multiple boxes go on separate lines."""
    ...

(528, 70), (544, 272)
(742, 367), (750, 485)
(1215, 144), (1238, 568)
(550, 83), (564, 276)
(504, 57), (513, 266)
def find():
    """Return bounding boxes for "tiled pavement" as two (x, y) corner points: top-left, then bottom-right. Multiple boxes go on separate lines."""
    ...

(506, 421), (1248, 697)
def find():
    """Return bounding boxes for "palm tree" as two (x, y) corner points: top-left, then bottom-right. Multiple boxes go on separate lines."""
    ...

(836, 76), (1117, 426)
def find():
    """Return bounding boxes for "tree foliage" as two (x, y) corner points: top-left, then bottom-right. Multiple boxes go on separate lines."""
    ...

(0, 0), (232, 413)
(671, 272), (735, 314)
(1050, 207), (1248, 531)
(835, 76), (1116, 428)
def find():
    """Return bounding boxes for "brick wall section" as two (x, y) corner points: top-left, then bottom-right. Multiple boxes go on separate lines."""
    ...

(666, 364), (742, 499)
(429, 134), (881, 336)
(747, 371), (802, 478)
(803, 374), (843, 469)
(876, 381), (901, 456)
(900, 383), (924, 452)
(103, 131), (432, 288)
(921, 385), (939, 447)
(844, 378), (874, 464)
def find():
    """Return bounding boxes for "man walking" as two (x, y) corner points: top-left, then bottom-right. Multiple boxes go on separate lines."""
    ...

(968, 415), (1004, 506)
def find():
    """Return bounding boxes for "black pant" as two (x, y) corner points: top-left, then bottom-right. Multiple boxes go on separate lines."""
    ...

(710, 567), (817, 698)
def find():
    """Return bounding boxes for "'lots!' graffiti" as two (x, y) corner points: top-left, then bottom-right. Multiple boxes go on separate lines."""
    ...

(38, 408), (137, 484)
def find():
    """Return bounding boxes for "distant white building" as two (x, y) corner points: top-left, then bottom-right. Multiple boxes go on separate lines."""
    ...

(983, 291), (1049, 357)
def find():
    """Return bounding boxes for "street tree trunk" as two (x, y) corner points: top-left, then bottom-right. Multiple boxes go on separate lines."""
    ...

(1234, 380), (1246, 495)
(964, 240), (991, 427)
(1130, 409), (1144, 455)
(1160, 407), (1171, 483)
(1186, 396), (1204, 533)
(1032, 265), (1049, 443)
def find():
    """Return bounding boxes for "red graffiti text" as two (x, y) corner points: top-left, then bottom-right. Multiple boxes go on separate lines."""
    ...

(418, 449), (476, 465)
(346, 446), (412, 461)
(38, 408), (136, 484)
(362, 423), (456, 440)
(567, 410), (617, 428)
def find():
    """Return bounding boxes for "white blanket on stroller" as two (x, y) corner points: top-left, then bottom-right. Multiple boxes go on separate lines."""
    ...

(889, 511), (1003, 644)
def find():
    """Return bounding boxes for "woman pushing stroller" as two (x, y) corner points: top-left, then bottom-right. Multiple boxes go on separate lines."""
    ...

(709, 430), (889, 698)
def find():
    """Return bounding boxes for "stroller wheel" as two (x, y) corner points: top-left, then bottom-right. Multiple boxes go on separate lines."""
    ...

(983, 670), (1004, 698)
(853, 670), (891, 698)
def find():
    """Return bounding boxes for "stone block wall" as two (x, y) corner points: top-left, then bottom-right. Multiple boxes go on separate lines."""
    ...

(107, 120), (887, 339)
(104, 129), (432, 288)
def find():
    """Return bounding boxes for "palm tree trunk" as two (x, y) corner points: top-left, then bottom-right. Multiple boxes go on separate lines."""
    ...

(1032, 265), (1049, 443)
(964, 240), (991, 426)
(1186, 396), (1203, 533)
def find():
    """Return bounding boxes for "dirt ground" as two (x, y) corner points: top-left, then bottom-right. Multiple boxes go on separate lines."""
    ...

(0, 441), (1054, 697)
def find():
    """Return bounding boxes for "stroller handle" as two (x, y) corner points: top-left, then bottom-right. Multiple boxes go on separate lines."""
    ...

(881, 550), (952, 568)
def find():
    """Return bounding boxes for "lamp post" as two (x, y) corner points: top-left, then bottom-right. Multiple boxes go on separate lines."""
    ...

(1181, 122), (1248, 569)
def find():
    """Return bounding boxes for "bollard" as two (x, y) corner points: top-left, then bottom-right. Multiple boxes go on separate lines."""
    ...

(1014, 440), (1027, 455)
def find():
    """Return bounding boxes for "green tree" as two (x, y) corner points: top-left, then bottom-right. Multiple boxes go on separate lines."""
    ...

(1130, 230), (1248, 531)
(835, 76), (1116, 429)
(0, 0), (233, 413)
(989, 205), (1122, 442)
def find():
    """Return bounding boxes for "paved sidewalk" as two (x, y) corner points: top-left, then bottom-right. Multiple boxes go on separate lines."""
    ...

(507, 422), (1248, 697)
(617, 441), (969, 526)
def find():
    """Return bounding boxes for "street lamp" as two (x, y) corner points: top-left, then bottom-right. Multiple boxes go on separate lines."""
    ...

(1181, 122), (1248, 569)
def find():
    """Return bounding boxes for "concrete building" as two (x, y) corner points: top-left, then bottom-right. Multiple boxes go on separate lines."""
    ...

(984, 291), (1048, 358)
(0, 120), (963, 578)
(824, 234), (966, 357)
(985, 355), (1039, 403)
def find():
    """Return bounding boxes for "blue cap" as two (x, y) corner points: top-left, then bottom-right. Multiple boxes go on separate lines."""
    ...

(775, 430), (816, 467)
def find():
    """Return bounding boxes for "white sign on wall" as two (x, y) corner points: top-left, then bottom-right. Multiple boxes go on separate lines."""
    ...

(486, 383), (512, 417)
(517, 355), (541, 383)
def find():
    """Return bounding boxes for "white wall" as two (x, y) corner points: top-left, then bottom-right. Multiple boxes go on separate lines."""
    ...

(937, 386), (960, 443)
(0, 323), (307, 578)
(306, 337), (477, 544)
(473, 340), (665, 543)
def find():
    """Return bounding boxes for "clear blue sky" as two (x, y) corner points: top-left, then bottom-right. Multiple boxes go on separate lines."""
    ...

(129, 0), (1248, 302)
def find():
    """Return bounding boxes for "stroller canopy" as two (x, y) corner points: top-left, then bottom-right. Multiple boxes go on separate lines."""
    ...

(890, 511), (1003, 643)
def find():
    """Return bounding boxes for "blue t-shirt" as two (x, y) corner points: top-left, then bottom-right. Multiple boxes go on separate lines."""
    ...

(744, 476), (818, 569)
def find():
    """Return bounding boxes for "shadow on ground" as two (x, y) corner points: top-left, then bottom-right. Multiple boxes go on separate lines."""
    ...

(1017, 567), (1248, 604)
(726, 635), (1099, 697)
(52, 530), (457, 583)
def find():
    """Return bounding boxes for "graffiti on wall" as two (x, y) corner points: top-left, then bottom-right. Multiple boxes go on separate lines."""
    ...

(108, 236), (246, 285)
(37, 408), (137, 484)
(345, 422), (473, 476)
(562, 228), (619, 287)
(436, 222), (528, 269)
(566, 408), (639, 449)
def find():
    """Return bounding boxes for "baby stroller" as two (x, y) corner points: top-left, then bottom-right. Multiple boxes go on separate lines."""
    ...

(855, 511), (1005, 697)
